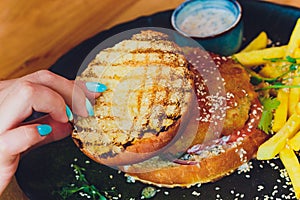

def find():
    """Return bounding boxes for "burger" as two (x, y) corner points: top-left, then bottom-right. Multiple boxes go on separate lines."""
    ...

(72, 30), (267, 188)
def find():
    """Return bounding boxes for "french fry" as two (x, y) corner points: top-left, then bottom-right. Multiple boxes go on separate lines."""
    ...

(296, 101), (300, 115)
(257, 112), (300, 160)
(233, 45), (287, 67)
(279, 146), (300, 199)
(272, 89), (289, 132)
(288, 131), (300, 151)
(285, 18), (300, 57)
(240, 31), (268, 52)
(294, 48), (300, 64)
(251, 18), (300, 200)
(288, 77), (300, 116)
(259, 61), (286, 78)
(284, 19), (300, 117)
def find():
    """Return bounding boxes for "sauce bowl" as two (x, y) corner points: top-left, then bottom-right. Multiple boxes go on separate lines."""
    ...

(171, 0), (243, 56)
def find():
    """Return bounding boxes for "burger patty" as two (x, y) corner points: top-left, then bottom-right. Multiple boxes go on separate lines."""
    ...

(215, 53), (257, 135)
(72, 30), (195, 164)
(182, 47), (257, 145)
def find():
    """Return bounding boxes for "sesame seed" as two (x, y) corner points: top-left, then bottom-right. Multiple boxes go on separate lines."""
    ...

(257, 185), (264, 191)
(192, 191), (201, 196)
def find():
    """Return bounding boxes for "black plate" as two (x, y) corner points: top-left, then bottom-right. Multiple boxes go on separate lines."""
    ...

(16, 1), (300, 199)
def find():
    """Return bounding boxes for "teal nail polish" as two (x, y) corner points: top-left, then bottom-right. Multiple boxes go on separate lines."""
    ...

(86, 82), (107, 93)
(37, 124), (52, 136)
(86, 98), (94, 116)
(66, 105), (74, 121)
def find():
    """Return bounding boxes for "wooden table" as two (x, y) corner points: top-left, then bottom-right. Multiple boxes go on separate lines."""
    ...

(0, 0), (299, 199)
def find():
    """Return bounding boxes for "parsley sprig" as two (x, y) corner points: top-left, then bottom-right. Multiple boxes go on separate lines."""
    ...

(258, 97), (280, 134)
(249, 56), (300, 91)
(58, 164), (107, 200)
(248, 56), (300, 133)
(265, 55), (300, 63)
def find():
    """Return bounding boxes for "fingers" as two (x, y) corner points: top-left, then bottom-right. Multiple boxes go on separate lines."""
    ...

(0, 123), (51, 195)
(0, 79), (17, 104)
(0, 118), (72, 192)
(0, 122), (66, 174)
(34, 115), (72, 146)
(74, 80), (103, 103)
(0, 70), (108, 195)
(0, 81), (67, 132)
(22, 70), (107, 116)
(0, 70), (107, 133)
(0, 71), (108, 195)
(23, 70), (88, 116)
(0, 124), (50, 163)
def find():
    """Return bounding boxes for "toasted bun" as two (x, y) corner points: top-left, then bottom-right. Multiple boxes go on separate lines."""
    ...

(124, 131), (266, 188)
(72, 30), (198, 166)
(121, 48), (268, 187)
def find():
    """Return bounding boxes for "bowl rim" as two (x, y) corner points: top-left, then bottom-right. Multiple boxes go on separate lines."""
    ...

(171, 0), (243, 39)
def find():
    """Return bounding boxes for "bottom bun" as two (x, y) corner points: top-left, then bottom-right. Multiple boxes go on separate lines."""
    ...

(123, 128), (266, 188)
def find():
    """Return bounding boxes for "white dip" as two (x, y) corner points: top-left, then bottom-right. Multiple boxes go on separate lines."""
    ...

(178, 8), (236, 37)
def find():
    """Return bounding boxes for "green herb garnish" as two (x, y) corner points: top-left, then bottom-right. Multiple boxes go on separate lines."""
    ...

(256, 84), (300, 91)
(258, 97), (280, 134)
(250, 56), (300, 91)
(264, 55), (300, 64)
(58, 164), (107, 200)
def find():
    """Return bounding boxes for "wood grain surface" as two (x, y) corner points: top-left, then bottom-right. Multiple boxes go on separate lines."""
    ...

(0, 0), (299, 199)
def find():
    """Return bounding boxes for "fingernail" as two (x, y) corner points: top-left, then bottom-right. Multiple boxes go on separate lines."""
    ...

(37, 124), (52, 136)
(66, 105), (74, 121)
(86, 82), (107, 93)
(86, 98), (94, 116)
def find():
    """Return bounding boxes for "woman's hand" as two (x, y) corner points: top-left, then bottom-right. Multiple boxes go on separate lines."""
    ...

(0, 70), (106, 195)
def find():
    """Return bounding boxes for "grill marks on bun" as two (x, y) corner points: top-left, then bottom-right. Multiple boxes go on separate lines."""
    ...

(72, 30), (195, 166)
